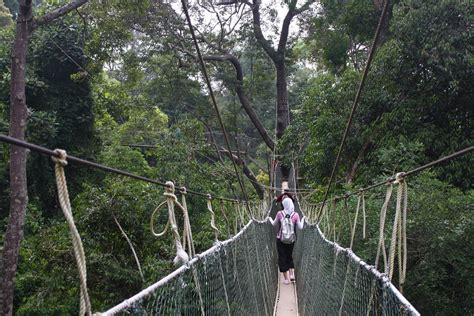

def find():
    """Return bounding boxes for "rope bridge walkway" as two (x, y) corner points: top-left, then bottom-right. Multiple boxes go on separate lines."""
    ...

(101, 199), (419, 316)
(0, 135), (471, 316)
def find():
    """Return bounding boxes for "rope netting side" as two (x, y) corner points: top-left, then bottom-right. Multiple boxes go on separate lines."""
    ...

(293, 220), (419, 316)
(101, 220), (278, 315)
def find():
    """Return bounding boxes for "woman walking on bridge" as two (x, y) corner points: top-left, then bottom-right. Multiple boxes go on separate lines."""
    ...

(269, 195), (304, 285)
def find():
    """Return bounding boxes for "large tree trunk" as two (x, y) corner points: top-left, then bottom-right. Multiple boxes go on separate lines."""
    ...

(275, 61), (289, 140)
(0, 2), (32, 314)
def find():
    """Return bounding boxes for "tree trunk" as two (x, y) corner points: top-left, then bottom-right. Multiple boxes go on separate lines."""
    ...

(1, 1), (89, 313)
(346, 139), (371, 184)
(275, 61), (289, 140)
(0, 2), (32, 314)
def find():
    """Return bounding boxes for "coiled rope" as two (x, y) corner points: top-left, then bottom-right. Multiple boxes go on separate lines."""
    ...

(150, 181), (193, 265)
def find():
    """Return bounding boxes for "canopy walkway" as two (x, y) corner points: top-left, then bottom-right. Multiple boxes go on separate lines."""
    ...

(1, 135), (472, 316)
(1, 132), (472, 316)
(101, 199), (418, 316)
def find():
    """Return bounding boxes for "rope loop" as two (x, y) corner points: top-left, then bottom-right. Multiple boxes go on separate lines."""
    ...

(164, 180), (175, 196)
(150, 181), (190, 265)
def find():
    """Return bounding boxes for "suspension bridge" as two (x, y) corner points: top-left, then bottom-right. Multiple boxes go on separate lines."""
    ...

(1, 0), (472, 314)
(2, 134), (472, 315)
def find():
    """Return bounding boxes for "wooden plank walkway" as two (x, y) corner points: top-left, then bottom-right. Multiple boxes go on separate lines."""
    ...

(274, 277), (298, 316)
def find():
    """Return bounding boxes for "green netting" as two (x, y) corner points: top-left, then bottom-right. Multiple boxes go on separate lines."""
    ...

(293, 223), (419, 316)
(102, 220), (278, 315)
(102, 200), (418, 316)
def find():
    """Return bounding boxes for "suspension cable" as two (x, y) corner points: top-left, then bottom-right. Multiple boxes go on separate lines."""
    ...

(180, 0), (252, 214)
(305, 146), (473, 206)
(0, 134), (241, 203)
(314, 0), (390, 211)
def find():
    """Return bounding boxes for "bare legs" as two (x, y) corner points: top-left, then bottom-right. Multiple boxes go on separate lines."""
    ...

(282, 271), (290, 284)
(282, 269), (295, 284)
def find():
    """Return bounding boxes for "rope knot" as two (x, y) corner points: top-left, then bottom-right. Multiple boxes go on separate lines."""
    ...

(394, 172), (406, 184)
(165, 181), (175, 194)
(52, 149), (68, 167)
(164, 181), (178, 201)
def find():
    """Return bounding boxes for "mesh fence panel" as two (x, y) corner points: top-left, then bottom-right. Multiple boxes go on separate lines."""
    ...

(102, 200), (419, 316)
(293, 223), (419, 316)
(102, 220), (278, 316)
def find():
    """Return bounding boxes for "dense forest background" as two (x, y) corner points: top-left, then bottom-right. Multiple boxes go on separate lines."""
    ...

(0, 0), (472, 314)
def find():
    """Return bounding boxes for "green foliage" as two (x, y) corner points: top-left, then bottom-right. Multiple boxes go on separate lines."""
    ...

(304, 0), (380, 72)
(0, 0), (12, 27)
(0, 15), (102, 216)
(287, 0), (472, 189)
(1, 0), (472, 314)
(286, 0), (473, 313)
(330, 173), (473, 315)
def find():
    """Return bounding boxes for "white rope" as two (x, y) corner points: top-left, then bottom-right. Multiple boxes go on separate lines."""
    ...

(207, 195), (220, 241)
(349, 194), (362, 250)
(150, 181), (189, 265)
(238, 201), (247, 225)
(52, 149), (91, 316)
(113, 215), (145, 283)
(191, 263), (205, 315)
(331, 199), (337, 243)
(219, 200), (231, 238)
(401, 178), (408, 293)
(375, 183), (393, 271)
(180, 187), (195, 258)
(362, 192), (366, 239)
(344, 197), (353, 239)
(388, 172), (408, 284)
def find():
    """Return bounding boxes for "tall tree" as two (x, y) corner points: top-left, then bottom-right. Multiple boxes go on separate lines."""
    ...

(243, 0), (316, 141)
(183, 0), (317, 178)
(0, 1), (89, 314)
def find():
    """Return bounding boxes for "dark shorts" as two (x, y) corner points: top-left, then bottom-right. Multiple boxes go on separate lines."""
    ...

(276, 239), (294, 273)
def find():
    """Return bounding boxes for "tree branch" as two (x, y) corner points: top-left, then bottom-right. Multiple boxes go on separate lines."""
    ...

(277, 9), (296, 54)
(32, 0), (88, 29)
(250, 0), (278, 61)
(204, 54), (275, 151)
(294, 0), (317, 15)
(278, 0), (316, 53)
(220, 147), (265, 199)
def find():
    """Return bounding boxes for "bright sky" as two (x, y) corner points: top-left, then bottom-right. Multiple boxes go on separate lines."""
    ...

(171, 0), (306, 47)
